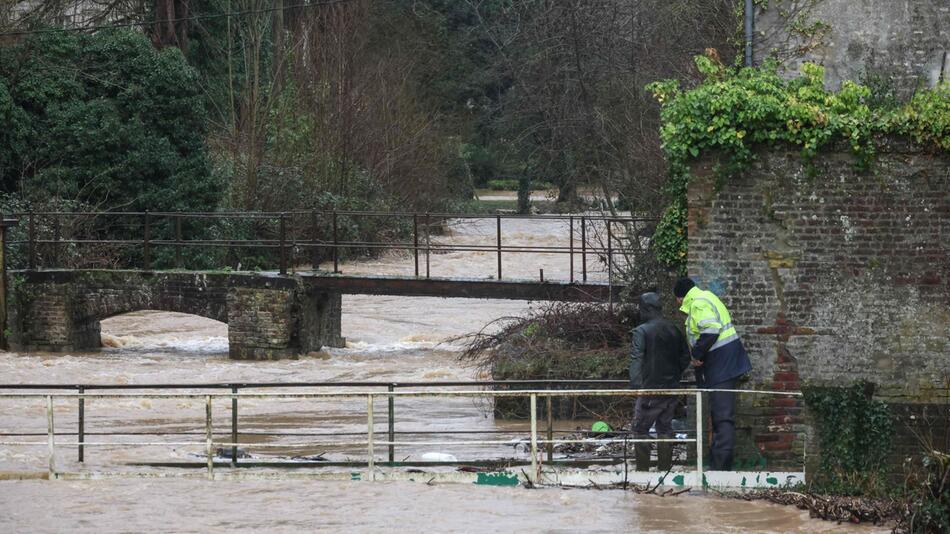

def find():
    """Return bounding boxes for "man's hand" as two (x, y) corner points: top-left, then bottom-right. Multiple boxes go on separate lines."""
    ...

(691, 358), (703, 367)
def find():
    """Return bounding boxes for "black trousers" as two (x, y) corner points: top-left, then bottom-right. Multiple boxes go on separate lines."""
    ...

(707, 378), (738, 470)
(632, 395), (677, 471)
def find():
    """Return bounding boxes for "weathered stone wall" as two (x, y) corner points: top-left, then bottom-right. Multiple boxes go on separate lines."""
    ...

(6, 270), (344, 359)
(687, 142), (950, 468)
(756, 0), (949, 98)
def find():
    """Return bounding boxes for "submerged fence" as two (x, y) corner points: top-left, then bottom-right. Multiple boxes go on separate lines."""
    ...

(0, 381), (803, 484)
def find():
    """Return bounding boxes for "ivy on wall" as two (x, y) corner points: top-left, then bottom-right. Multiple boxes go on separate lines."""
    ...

(647, 57), (950, 270)
(802, 382), (894, 496)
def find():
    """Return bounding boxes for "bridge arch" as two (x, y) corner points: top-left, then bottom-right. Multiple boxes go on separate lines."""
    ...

(100, 310), (228, 352)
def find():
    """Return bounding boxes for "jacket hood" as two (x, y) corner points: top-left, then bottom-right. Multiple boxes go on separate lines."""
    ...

(639, 292), (662, 321)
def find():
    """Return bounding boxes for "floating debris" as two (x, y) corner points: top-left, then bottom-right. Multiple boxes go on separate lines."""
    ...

(724, 489), (902, 526)
(289, 453), (329, 462)
(213, 447), (252, 459)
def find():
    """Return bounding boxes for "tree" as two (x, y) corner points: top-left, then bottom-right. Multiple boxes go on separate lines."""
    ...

(463, 0), (738, 210)
(0, 29), (219, 212)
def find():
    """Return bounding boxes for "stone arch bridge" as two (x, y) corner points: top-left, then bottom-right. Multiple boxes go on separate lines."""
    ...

(0, 211), (635, 359)
(6, 269), (621, 359)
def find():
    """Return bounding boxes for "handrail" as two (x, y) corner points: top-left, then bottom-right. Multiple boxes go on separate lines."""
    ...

(9, 210), (655, 222)
(0, 387), (802, 484)
(5, 210), (653, 281)
(0, 379), (636, 390)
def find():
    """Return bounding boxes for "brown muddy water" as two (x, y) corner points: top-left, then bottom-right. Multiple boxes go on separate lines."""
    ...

(0, 214), (884, 532)
(1, 478), (882, 533)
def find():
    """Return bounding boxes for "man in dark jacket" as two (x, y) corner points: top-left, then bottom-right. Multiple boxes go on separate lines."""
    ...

(629, 292), (690, 471)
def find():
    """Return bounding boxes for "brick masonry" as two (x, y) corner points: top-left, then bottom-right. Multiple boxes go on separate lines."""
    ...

(687, 142), (950, 469)
(6, 270), (344, 359)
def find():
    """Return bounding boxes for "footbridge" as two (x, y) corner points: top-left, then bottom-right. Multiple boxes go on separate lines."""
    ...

(0, 211), (650, 359)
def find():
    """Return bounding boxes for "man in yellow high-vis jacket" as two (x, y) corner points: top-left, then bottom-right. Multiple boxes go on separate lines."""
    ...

(673, 277), (752, 471)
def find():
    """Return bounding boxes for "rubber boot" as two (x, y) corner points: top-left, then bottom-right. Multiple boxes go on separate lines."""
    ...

(634, 443), (651, 471)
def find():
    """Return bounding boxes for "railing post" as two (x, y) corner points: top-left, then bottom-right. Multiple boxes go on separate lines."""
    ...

(413, 214), (419, 278)
(388, 384), (395, 466)
(367, 394), (375, 481)
(332, 211), (339, 274)
(47, 395), (55, 479)
(530, 394), (538, 484)
(310, 209), (319, 271)
(175, 211), (183, 269)
(696, 391), (704, 490)
(77, 386), (84, 463)
(289, 212), (296, 273)
(424, 213), (430, 279)
(231, 387), (238, 468)
(607, 220), (613, 312)
(279, 214), (287, 275)
(546, 395), (553, 463)
(580, 216), (587, 282)
(496, 215), (502, 280)
(0, 213), (11, 350)
(53, 214), (61, 268)
(28, 211), (35, 270)
(143, 211), (151, 270)
(569, 216), (574, 283)
(206, 395), (214, 480)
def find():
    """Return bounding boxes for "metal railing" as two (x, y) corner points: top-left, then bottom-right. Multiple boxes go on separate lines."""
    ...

(0, 380), (633, 467)
(5, 210), (654, 282)
(0, 382), (802, 484)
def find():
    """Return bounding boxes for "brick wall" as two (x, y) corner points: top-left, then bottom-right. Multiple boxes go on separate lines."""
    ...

(687, 141), (950, 469)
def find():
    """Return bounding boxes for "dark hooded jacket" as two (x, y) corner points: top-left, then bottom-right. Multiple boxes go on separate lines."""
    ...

(629, 293), (690, 389)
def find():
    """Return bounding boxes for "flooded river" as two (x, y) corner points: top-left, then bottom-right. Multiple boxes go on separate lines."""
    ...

(0, 214), (884, 532)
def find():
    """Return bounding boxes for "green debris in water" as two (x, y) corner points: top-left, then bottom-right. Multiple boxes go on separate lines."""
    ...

(475, 472), (520, 486)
